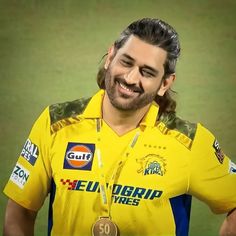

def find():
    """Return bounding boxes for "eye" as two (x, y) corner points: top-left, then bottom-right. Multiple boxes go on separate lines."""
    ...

(120, 59), (133, 67)
(141, 69), (155, 78)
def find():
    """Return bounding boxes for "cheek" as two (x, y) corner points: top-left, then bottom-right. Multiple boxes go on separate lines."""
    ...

(142, 79), (163, 92)
(110, 61), (130, 76)
(106, 65), (116, 78)
(105, 67), (117, 85)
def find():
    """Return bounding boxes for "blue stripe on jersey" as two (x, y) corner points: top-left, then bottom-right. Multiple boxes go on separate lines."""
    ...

(170, 194), (192, 236)
(48, 179), (56, 236)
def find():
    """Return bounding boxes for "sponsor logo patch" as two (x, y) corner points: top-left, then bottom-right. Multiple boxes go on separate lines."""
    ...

(136, 154), (167, 176)
(60, 178), (163, 206)
(229, 160), (236, 174)
(213, 139), (225, 164)
(20, 139), (39, 166)
(10, 163), (30, 189)
(63, 143), (95, 170)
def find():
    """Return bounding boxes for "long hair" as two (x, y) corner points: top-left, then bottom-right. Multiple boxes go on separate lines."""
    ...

(97, 18), (180, 116)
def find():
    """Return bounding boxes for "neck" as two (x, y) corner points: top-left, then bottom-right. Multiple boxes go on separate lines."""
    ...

(102, 92), (150, 136)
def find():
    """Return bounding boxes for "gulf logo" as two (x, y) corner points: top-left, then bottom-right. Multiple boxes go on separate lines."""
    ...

(64, 143), (95, 170)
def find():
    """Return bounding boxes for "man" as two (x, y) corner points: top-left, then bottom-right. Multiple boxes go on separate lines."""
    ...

(3, 18), (236, 236)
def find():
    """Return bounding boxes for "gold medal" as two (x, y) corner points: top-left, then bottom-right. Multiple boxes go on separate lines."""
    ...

(92, 217), (118, 236)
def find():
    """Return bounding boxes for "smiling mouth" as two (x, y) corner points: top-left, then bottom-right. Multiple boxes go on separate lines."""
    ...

(117, 80), (142, 94)
(119, 82), (133, 92)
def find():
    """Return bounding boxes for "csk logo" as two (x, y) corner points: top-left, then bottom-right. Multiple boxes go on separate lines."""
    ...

(137, 154), (167, 176)
(64, 143), (95, 170)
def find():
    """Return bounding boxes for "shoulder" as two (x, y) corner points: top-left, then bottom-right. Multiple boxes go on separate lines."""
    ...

(158, 112), (219, 152)
(49, 97), (91, 124)
(158, 112), (197, 140)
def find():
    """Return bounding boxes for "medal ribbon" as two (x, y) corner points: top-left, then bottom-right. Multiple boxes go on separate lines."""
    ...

(96, 118), (141, 218)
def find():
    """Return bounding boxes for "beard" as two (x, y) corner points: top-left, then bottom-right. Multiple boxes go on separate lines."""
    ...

(104, 67), (161, 111)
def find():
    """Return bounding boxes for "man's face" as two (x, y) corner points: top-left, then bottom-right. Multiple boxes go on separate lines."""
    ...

(104, 35), (172, 111)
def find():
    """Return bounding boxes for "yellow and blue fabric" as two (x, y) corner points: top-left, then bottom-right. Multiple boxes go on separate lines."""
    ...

(4, 89), (236, 236)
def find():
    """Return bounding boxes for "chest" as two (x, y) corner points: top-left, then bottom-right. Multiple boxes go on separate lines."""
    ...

(50, 121), (190, 200)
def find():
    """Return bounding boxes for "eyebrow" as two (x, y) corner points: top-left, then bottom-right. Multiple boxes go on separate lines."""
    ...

(121, 53), (159, 75)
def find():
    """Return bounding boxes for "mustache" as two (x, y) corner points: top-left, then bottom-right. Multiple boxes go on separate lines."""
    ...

(115, 77), (143, 93)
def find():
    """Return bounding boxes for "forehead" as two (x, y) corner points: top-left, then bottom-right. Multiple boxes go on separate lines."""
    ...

(115, 35), (167, 68)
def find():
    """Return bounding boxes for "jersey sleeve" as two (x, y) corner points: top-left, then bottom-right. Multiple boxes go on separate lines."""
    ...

(3, 107), (52, 211)
(188, 123), (236, 214)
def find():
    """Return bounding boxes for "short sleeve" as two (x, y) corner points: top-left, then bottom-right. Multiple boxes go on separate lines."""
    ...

(3, 107), (52, 211)
(188, 123), (236, 214)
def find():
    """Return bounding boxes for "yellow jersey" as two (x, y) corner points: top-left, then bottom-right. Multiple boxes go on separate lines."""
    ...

(4, 89), (236, 236)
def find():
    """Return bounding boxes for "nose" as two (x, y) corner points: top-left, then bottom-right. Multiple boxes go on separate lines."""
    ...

(124, 66), (140, 84)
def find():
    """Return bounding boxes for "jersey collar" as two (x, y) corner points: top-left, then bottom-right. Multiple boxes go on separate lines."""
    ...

(81, 89), (160, 127)
(81, 89), (104, 118)
(140, 102), (159, 127)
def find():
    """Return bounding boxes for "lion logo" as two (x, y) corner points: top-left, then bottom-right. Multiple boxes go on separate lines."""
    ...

(136, 154), (167, 176)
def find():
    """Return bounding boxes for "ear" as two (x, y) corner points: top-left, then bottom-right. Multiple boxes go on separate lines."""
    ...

(104, 45), (115, 70)
(157, 74), (176, 96)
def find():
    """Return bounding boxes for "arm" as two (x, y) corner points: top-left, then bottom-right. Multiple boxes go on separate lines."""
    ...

(3, 199), (37, 236)
(220, 208), (236, 236)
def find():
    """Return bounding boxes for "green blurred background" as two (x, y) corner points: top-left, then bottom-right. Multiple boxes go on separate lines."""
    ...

(0, 0), (235, 235)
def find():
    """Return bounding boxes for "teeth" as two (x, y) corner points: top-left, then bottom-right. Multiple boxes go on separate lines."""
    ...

(119, 82), (133, 92)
